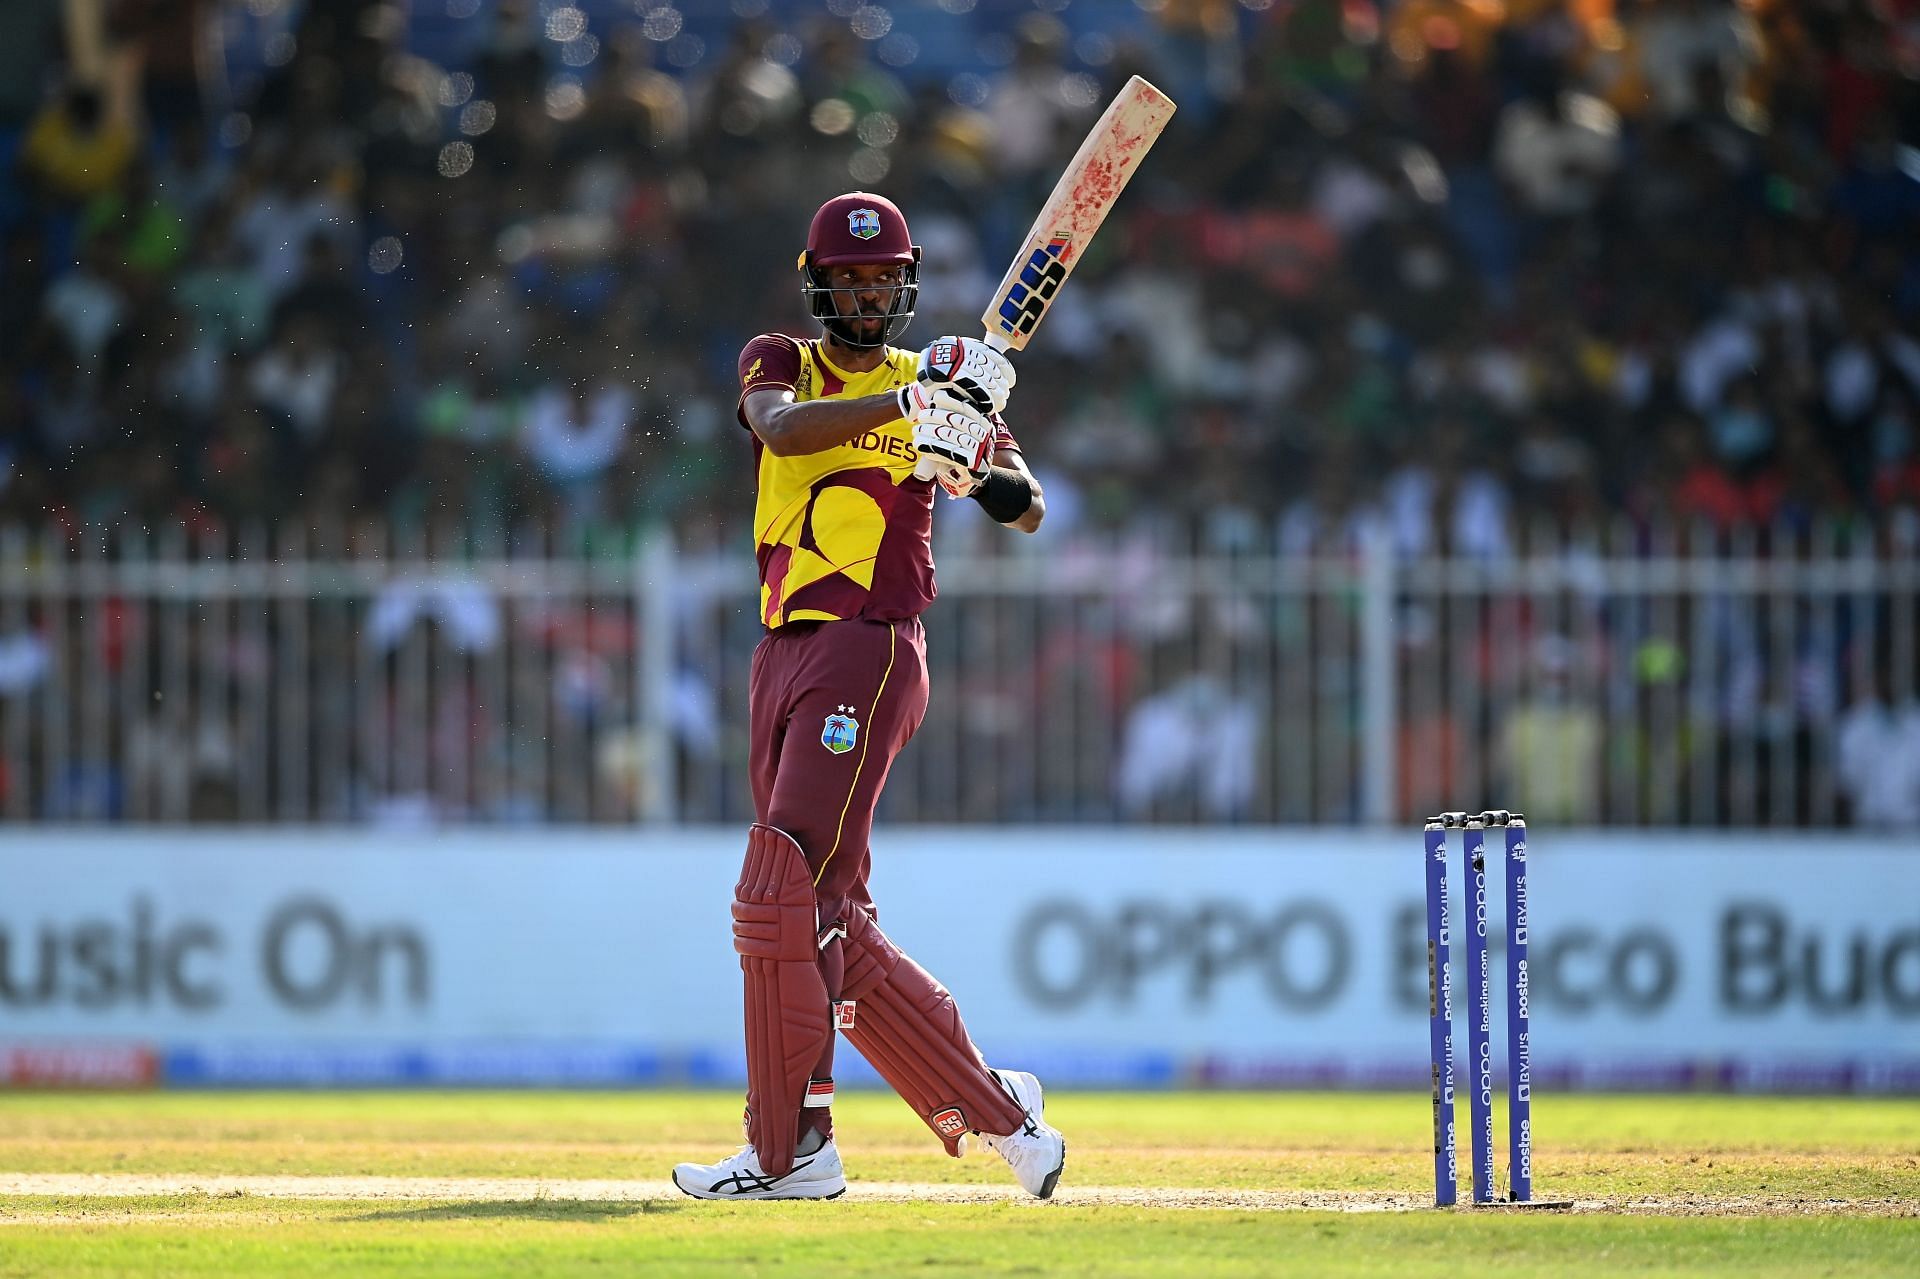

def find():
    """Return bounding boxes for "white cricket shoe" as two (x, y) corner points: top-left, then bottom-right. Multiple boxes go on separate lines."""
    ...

(979, 1069), (1066, 1199)
(671, 1138), (847, 1201)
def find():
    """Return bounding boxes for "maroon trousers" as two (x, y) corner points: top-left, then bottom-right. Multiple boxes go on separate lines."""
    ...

(742, 615), (1026, 1156)
(748, 616), (928, 1126)
(749, 616), (928, 926)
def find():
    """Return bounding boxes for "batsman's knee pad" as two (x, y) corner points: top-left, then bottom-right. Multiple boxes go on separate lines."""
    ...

(838, 906), (1024, 1156)
(733, 823), (833, 1177)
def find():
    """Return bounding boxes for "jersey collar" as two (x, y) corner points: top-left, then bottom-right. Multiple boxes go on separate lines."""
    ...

(814, 340), (893, 383)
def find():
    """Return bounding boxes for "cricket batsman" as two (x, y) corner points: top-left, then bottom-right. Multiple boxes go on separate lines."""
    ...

(672, 192), (1063, 1201)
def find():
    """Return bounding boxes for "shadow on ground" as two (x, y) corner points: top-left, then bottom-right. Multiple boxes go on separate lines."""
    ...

(349, 1199), (684, 1223)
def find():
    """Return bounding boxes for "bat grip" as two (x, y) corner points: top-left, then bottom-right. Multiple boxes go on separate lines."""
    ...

(982, 333), (1011, 354)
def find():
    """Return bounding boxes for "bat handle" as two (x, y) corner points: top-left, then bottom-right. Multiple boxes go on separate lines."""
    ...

(982, 332), (1012, 354)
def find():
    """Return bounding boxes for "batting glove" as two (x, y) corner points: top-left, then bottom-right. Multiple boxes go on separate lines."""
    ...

(913, 336), (1015, 415)
(894, 379), (981, 422)
(910, 398), (994, 499)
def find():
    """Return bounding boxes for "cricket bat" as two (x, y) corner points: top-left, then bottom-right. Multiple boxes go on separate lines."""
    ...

(981, 75), (1177, 351)
(914, 76), (1174, 486)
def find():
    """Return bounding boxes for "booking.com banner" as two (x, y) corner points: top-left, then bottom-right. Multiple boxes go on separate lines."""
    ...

(0, 830), (1916, 1092)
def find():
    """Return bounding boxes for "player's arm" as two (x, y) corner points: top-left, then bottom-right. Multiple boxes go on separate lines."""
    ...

(743, 386), (905, 458)
(975, 448), (1044, 534)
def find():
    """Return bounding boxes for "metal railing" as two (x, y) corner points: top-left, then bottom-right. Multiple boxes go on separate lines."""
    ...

(1, 518), (1916, 827)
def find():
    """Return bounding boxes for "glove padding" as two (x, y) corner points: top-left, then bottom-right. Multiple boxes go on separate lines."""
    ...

(894, 380), (981, 422)
(913, 337), (1015, 415)
(908, 397), (995, 500)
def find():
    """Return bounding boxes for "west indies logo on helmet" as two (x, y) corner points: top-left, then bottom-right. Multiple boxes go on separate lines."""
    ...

(797, 192), (921, 350)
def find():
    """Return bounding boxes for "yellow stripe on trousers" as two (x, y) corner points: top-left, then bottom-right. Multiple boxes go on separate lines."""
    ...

(815, 622), (896, 888)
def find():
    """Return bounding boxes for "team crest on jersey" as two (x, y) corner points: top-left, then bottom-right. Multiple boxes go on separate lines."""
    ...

(848, 207), (881, 240)
(822, 705), (860, 754)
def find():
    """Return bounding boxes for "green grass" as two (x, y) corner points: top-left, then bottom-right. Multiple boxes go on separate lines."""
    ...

(2, 1198), (1915, 1278)
(1, 1091), (1916, 1276)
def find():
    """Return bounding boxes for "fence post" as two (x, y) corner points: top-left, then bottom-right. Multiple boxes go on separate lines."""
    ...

(637, 526), (678, 825)
(1360, 523), (1396, 825)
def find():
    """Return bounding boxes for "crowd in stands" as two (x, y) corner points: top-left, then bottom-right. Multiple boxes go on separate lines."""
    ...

(3, 0), (1919, 554)
(3, 0), (1920, 828)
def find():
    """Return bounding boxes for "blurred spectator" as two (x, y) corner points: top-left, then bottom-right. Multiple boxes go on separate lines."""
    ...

(985, 15), (1085, 182)
(110, 0), (214, 133)
(1835, 665), (1920, 829)
(1823, 300), (1920, 426)
(173, 213), (272, 354)
(40, 234), (130, 368)
(196, 401), (281, 525)
(1387, 0), (1504, 77)
(0, 629), (50, 698)
(248, 313), (344, 443)
(233, 150), (356, 301)
(368, 577), (502, 655)
(20, 75), (139, 205)
(520, 350), (639, 518)
(151, 126), (228, 221)
(78, 160), (188, 283)
(1497, 636), (1603, 825)
(1381, 430), (1513, 559)
(1493, 79), (1622, 217)
(29, 340), (106, 458)
(272, 233), (368, 347)
(1624, 0), (1762, 122)
(1116, 670), (1258, 821)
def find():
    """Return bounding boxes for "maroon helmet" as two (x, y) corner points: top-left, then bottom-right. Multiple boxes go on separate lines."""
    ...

(798, 192), (921, 349)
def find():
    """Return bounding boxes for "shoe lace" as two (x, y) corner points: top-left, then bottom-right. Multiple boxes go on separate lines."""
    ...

(983, 1072), (1043, 1149)
(983, 1109), (1041, 1157)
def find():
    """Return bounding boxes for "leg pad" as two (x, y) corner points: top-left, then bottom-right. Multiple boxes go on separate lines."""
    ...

(734, 824), (832, 1177)
(839, 906), (1024, 1155)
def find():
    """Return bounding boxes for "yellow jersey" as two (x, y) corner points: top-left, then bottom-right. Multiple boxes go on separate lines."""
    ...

(737, 334), (930, 629)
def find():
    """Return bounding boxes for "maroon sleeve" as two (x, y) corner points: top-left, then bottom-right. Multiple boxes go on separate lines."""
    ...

(989, 411), (1021, 454)
(737, 333), (804, 429)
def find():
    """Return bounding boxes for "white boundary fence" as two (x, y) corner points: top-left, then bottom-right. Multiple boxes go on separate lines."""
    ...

(0, 520), (1916, 827)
